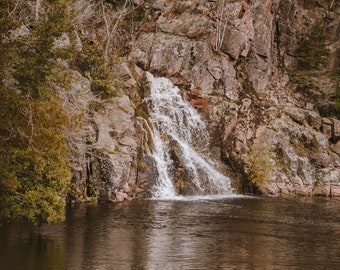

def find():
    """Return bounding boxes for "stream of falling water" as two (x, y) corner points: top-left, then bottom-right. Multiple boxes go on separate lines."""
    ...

(145, 72), (233, 198)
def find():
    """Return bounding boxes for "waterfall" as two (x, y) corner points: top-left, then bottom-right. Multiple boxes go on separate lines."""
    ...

(145, 72), (233, 198)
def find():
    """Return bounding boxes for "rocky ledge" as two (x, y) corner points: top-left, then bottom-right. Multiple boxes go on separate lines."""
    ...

(66, 0), (339, 200)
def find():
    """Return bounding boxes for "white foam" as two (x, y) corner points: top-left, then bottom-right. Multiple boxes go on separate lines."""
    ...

(149, 194), (252, 202)
(145, 72), (234, 199)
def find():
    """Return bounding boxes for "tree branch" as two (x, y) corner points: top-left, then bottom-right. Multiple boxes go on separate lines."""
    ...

(35, 0), (41, 22)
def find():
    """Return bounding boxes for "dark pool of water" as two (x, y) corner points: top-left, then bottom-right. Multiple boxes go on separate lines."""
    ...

(1, 195), (340, 270)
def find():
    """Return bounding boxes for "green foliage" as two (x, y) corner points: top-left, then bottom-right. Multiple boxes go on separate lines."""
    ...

(288, 22), (339, 118)
(73, 36), (120, 98)
(336, 84), (340, 117)
(0, 0), (74, 225)
(329, 69), (340, 117)
(91, 79), (119, 98)
(89, 100), (102, 112)
(296, 25), (330, 71)
(73, 37), (104, 74)
(286, 69), (309, 85)
(86, 175), (99, 202)
(244, 144), (274, 188)
(0, 90), (71, 225)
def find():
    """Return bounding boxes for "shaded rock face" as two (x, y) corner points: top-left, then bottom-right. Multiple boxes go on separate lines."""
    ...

(63, 71), (147, 203)
(91, 97), (139, 199)
(68, 0), (340, 199)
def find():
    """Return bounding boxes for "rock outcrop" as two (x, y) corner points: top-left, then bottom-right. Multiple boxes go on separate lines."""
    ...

(68, 0), (340, 199)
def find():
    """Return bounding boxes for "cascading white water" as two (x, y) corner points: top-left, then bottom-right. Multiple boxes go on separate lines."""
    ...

(145, 72), (233, 198)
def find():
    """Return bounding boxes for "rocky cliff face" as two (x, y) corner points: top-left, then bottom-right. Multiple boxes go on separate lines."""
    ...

(68, 0), (340, 201)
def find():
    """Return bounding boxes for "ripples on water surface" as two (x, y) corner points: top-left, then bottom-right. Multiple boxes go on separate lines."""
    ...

(1, 196), (340, 269)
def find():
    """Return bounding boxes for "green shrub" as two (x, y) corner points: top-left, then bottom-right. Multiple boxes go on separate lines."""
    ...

(91, 79), (119, 98)
(296, 25), (330, 70)
(330, 69), (340, 117)
(244, 144), (274, 188)
(288, 22), (339, 118)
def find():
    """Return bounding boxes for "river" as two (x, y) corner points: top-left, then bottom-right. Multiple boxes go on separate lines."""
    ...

(1, 195), (340, 269)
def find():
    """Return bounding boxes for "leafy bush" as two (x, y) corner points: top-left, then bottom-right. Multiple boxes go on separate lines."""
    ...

(244, 144), (274, 188)
(91, 79), (119, 98)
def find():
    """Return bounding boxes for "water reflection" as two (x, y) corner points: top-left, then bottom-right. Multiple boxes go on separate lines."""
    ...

(1, 197), (340, 269)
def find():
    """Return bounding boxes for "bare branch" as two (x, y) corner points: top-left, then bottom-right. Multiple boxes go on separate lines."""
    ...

(35, 0), (41, 22)
(72, 0), (97, 27)
(7, 0), (20, 17)
(100, 0), (141, 63)
(215, 0), (227, 52)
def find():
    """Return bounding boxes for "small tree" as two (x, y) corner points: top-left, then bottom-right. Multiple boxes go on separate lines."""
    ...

(296, 25), (330, 70)
(0, 0), (74, 225)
